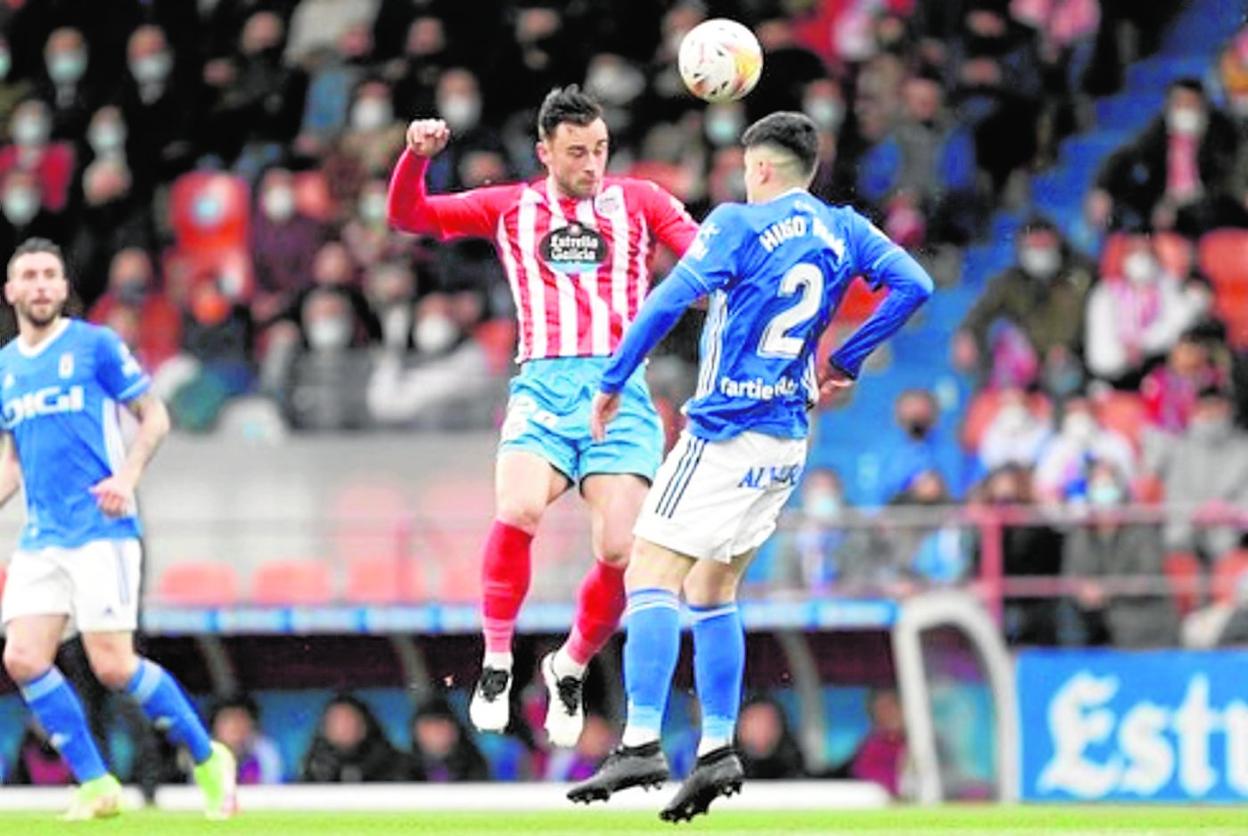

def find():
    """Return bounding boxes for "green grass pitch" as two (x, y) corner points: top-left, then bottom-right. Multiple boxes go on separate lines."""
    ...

(2, 807), (1248, 835)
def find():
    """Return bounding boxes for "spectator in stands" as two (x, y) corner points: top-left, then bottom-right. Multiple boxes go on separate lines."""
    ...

(302, 694), (407, 783)
(1087, 78), (1243, 236)
(342, 177), (412, 267)
(954, 218), (1093, 396)
(874, 388), (951, 505)
(210, 694), (284, 784)
(977, 388), (1054, 471)
(37, 26), (98, 142)
(737, 695), (807, 780)
(282, 287), (375, 430)
(1084, 231), (1210, 387)
(251, 166), (328, 323)
(295, 24), (373, 158)
(88, 247), (182, 374)
(388, 16), (452, 119)
(120, 24), (198, 190)
(544, 712), (615, 782)
(1218, 26), (1248, 121)
(0, 35), (32, 138)
(285, 0), (379, 69)
(406, 694), (489, 782)
(1061, 459), (1179, 647)
(748, 17), (828, 118)
(6, 719), (73, 786)
(69, 154), (157, 299)
(1141, 330), (1226, 435)
(0, 167), (64, 257)
(1033, 391), (1136, 503)
(788, 466), (850, 591)
(322, 78), (406, 204)
(427, 68), (503, 190)
(858, 67), (982, 246)
(0, 98), (75, 215)
(172, 279), (255, 431)
(894, 470), (972, 585)
(1145, 385), (1248, 563)
(849, 689), (906, 797)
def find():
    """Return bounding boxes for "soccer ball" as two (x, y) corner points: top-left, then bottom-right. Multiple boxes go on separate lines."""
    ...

(678, 18), (763, 103)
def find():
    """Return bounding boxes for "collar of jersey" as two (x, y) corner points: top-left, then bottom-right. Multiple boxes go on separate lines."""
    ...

(16, 317), (70, 358)
(762, 187), (810, 205)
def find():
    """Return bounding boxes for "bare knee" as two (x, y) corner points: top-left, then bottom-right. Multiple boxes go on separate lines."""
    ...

(3, 642), (54, 685)
(683, 564), (740, 608)
(624, 539), (690, 593)
(87, 647), (139, 691)
(593, 527), (632, 569)
(495, 496), (545, 533)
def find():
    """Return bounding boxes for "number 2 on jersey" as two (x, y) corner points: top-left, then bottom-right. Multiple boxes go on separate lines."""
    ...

(758, 263), (824, 358)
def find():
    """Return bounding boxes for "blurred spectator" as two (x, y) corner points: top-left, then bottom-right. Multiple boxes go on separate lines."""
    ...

(68, 155), (156, 299)
(406, 694), (489, 782)
(954, 218), (1093, 395)
(388, 15), (452, 118)
(786, 467), (851, 591)
(0, 98), (76, 214)
(342, 177), (412, 267)
(285, 0), (379, 69)
(747, 18), (828, 119)
(88, 247), (182, 373)
(1084, 232), (1210, 387)
(363, 259), (417, 350)
(0, 167), (64, 256)
(1219, 26), (1248, 121)
(1014, 0), (1101, 164)
(282, 287), (375, 430)
(1033, 392), (1136, 503)
(977, 388), (1054, 471)
(859, 68), (982, 246)
(251, 166), (328, 323)
(1087, 79), (1244, 236)
(210, 694), (284, 785)
(737, 696), (807, 780)
(301, 694), (407, 783)
(172, 280), (254, 431)
(295, 24), (373, 157)
(322, 77), (406, 205)
(545, 712), (615, 782)
(1061, 460), (1179, 647)
(5, 719), (73, 786)
(36, 26), (98, 142)
(849, 689), (906, 797)
(0, 35), (32, 139)
(1145, 385), (1248, 562)
(119, 24), (197, 189)
(874, 388), (953, 505)
(1140, 331), (1225, 434)
(894, 470), (972, 585)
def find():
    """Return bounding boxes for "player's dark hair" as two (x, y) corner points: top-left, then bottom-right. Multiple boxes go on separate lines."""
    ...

(537, 85), (604, 139)
(7, 237), (66, 278)
(741, 112), (820, 176)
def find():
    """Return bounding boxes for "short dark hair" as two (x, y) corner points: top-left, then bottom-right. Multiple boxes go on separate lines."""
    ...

(1169, 77), (1206, 99)
(537, 85), (604, 140)
(741, 112), (819, 176)
(7, 237), (66, 278)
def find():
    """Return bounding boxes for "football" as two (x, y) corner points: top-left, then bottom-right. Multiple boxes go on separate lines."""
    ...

(678, 18), (764, 103)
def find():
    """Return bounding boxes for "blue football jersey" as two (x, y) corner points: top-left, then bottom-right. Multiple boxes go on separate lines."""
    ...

(676, 190), (908, 441)
(0, 319), (151, 549)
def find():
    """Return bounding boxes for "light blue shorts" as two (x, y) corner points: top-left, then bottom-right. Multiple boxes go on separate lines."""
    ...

(498, 357), (663, 486)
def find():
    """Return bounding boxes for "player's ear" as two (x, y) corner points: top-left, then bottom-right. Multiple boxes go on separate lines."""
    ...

(535, 139), (550, 168)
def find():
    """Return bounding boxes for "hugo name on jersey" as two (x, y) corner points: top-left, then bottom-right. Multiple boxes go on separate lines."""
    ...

(678, 192), (910, 441)
(0, 320), (151, 548)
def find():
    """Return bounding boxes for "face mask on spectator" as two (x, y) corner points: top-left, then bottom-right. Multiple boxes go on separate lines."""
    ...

(351, 98), (392, 132)
(308, 316), (352, 350)
(438, 95), (480, 132)
(996, 403), (1031, 434)
(12, 114), (49, 147)
(381, 306), (412, 348)
(358, 192), (387, 224)
(262, 186), (295, 222)
(47, 49), (87, 84)
(903, 418), (934, 440)
(115, 279), (148, 306)
(1189, 413), (1231, 441)
(1019, 246), (1060, 281)
(705, 109), (743, 147)
(130, 52), (172, 85)
(1088, 481), (1123, 508)
(803, 96), (844, 132)
(2, 186), (37, 225)
(806, 492), (841, 522)
(1062, 411), (1097, 444)
(414, 312), (458, 354)
(88, 121), (126, 156)
(1167, 106), (1205, 136)
(1123, 251), (1158, 285)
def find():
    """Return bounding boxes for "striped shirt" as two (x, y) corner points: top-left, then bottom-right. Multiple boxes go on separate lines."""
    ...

(387, 149), (698, 362)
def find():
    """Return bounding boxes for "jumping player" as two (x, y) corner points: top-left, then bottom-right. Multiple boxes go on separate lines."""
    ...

(568, 113), (933, 821)
(387, 86), (698, 746)
(0, 239), (236, 819)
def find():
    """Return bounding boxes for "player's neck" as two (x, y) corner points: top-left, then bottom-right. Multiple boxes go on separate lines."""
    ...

(545, 174), (595, 203)
(751, 183), (806, 204)
(18, 316), (66, 350)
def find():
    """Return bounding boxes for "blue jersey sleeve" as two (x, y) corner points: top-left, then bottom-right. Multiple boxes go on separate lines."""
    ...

(670, 204), (743, 294)
(599, 268), (705, 394)
(829, 210), (933, 379)
(94, 327), (151, 403)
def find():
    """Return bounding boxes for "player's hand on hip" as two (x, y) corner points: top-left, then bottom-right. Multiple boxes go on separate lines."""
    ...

(817, 363), (854, 402)
(590, 391), (622, 443)
(89, 475), (135, 518)
(406, 118), (451, 157)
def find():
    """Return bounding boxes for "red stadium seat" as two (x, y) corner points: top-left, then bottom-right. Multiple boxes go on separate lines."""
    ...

(472, 318), (518, 374)
(1163, 551), (1203, 617)
(1212, 549), (1248, 606)
(1198, 229), (1248, 348)
(1093, 390), (1147, 450)
(344, 555), (427, 604)
(168, 171), (251, 253)
(251, 560), (334, 606)
(156, 561), (241, 607)
(834, 276), (884, 324)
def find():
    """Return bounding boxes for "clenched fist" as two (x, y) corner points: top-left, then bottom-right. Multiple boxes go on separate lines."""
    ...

(406, 118), (451, 157)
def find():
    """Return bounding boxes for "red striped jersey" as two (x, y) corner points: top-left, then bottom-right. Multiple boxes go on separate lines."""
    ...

(387, 150), (698, 362)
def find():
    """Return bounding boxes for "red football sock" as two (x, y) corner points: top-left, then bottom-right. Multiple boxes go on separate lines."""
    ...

(566, 560), (627, 666)
(481, 520), (534, 655)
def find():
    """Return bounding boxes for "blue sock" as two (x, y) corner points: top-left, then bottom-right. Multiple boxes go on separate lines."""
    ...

(125, 658), (213, 764)
(691, 602), (744, 755)
(621, 588), (681, 747)
(20, 667), (108, 782)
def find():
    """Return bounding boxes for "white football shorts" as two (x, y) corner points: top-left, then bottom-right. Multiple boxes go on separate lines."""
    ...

(2, 538), (142, 633)
(634, 430), (807, 563)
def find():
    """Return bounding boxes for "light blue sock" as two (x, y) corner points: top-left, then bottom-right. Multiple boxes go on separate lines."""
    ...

(124, 658), (213, 764)
(621, 588), (681, 747)
(691, 602), (744, 755)
(20, 667), (108, 782)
